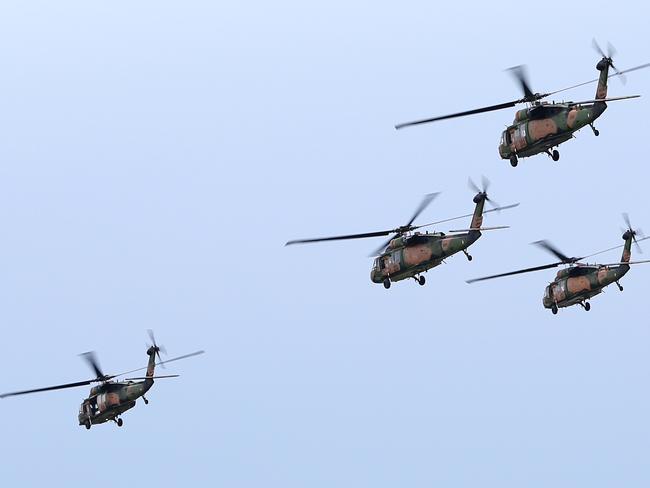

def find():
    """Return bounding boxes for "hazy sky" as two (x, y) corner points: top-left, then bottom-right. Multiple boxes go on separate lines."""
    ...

(1, 1), (649, 487)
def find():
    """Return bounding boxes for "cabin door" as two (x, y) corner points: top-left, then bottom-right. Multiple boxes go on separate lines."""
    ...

(512, 124), (527, 150)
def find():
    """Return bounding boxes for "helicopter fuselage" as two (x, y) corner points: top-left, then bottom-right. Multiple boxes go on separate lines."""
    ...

(542, 263), (629, 312)
(498, 101), (605, 162)
(370, 230), (481, 285)
(78, 379), (152, 427)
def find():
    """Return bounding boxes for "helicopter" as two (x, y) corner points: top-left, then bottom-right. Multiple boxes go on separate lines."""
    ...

(395, 40), (650, 167)
(467, 215), (650, 314)
(286, 178), (518, 289)
(0, 330), (204, 429)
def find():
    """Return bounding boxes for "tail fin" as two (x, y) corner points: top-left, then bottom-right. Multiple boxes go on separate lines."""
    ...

(592, 58), (610, 118)
(144, 347), (157, 387)
(621, 230), (633, 263)
(468, 193), (486, 237)
(595, 58), (610, 99)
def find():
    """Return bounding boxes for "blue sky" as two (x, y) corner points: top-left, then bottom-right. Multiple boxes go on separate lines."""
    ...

(0, 1), (649, 487)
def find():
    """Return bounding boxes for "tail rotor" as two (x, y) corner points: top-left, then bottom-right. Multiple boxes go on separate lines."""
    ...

(468, 175), (501, 210)
(622, 212), (644, 253)
(147, 329), (167, 367)
(593, 39), (626, 83)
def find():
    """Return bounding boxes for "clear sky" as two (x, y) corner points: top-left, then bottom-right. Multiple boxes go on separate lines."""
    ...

(0, 1), (649, 487)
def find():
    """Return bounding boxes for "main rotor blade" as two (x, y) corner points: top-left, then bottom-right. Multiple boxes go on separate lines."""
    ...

(124, 375), (179, 380)
(581, 236), (650, 260)
(568, 95), (640, 105)
(447, 225), (510, 233)
(395, 100), (518, 129)
(370, 234), (397, 257)
(466, 262), (564, 284)
(416, 203), (520, 229)
(532, 240), (574, 263)
(547, 63), (650, 97)
(597, 260), (650, 266)
(0, 379), (96, 398)
(506, 65), (535, 99)
(112, 350), (206, 378)
(79, 351), (105, 379)
(406, 192), (440, 227)
(286, 229), (393, 246)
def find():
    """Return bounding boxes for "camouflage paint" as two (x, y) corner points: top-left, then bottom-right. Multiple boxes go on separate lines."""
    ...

(370, 193), (485, 284)
(541, 231), (632, 312)
(498, 57), (611, 162)
(77, 347), (158, 427)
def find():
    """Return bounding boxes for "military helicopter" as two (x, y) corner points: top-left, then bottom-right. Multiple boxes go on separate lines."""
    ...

(0, 330), (204, 429)
(286, 178), (518, 289)
(395, 40), (650, 167)
(467, 215), (650, 314)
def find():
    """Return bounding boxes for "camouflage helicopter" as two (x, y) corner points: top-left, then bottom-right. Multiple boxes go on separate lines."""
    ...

(0, 331), (204, 429)
(467, 215), (650, 314)
(395, 40), (650, 167)
(286, 178), (518, 289)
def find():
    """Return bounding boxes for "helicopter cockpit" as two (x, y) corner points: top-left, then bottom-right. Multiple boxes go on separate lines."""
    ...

(542, 284), (553, 307)
(499, 129), (513, 158)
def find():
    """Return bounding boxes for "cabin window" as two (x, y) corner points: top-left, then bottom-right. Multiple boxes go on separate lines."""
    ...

(517, 124), (527, 140)
(504, 130), (511, 145)
(391, 251), (400, 265)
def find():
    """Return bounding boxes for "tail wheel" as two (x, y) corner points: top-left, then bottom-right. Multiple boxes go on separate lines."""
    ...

(418, 275), (426, 286)
(383, 279), (391, 289)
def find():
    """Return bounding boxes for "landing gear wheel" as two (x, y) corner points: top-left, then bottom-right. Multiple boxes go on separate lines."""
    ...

(418, 275), (426, 286)
(143, 398), (149, 405)
(584, 302), (591, 311)
(85, 420), (91, 430)
(551, 304), (558, 315)
(116, 418), (123, 427)
(593, 129), (599, 136)
(552, 149), (560, 162)
(617, 282), (623, 291)
(510, 156), (518, 167)
(383, 278), (391, 289)
(467, 255), (473, 261)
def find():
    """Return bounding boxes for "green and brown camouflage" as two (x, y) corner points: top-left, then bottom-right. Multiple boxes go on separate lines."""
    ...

(541, 230), (633, 313)
(467, 220), (650, 314)
(395, 43), (649, 167)
(370, 191), (488, 287)
(0, 332), (204, 429)
(498, 57), (611, 166)
(286, 182), (517, 289)
(77, 346), (159, 428)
